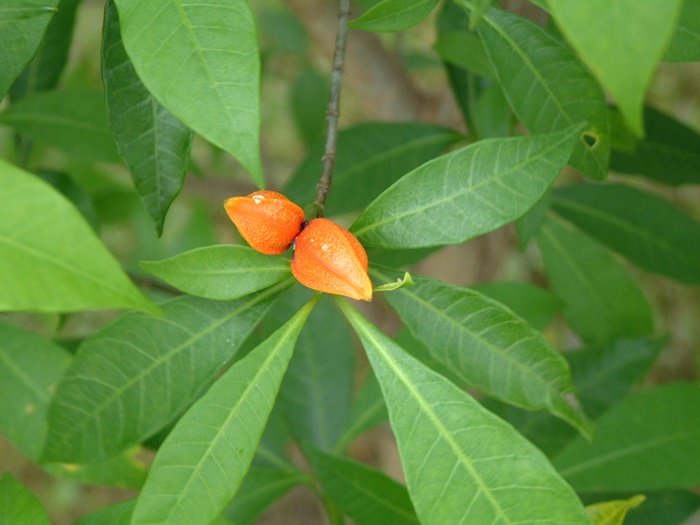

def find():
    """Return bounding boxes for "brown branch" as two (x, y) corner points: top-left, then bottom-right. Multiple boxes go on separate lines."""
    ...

(286, 0), (431, 122)
(314, 0), (351, 213)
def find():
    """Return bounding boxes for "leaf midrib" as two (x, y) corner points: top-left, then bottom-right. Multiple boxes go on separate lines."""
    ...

(354, 315), (514, 525)
(374, 269), (569, 407)
(160, 304), (307, 523)
(51, 279), (292, 456)
(353, 129), (574, 238)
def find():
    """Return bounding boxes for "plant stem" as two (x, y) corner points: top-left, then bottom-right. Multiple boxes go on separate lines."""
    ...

(313, 0), (351, 215)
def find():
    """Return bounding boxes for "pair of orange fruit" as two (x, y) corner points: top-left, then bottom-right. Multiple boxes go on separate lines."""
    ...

(224, 191), (372, 302)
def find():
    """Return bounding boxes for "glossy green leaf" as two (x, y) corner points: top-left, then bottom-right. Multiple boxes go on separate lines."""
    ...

(0, 88), (121, 163)
(334, 370), (388, 453)
(141, 245), (292, 300)
(0, 321), (71, 460)
(470, 281), (561, 331)
(279, 295), (354, 452)
(337, 299), (591, 525)
(9, 0), (79, 101)
(393, 328), (467, 389)
(0, 160), (157, 314)
(433, 30), (494, 79)
(102, 0), (193, 236)
(130, 296), (318, 525)
(484, 337), (666, 458)
(303, 444), (419, 525)
(43, 283), (290, 463)
(586, 495), (645, 525)
(544, 0), (683, 136)
(610, 106), (700, 186)
(349, 0), (439, 32)
(552, 183), (700, 285)
(476, 8), (610, 180)
(664, 0), (700, 61)
(285, 122), (463, 216)
(113, 0), (263, 186)
(536, 217), (654, 345)
(224, 468), (310, 525)
(0, 473), (50, 525)
(0, 0), (57, 98)
(72, 499), (135, 525)
(351, 125), (583, 248)
(373, 268), (591, 437)
(554, 383), (700, 492)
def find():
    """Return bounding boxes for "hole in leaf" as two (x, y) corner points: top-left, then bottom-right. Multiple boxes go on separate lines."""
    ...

(581, 132), (598, 149)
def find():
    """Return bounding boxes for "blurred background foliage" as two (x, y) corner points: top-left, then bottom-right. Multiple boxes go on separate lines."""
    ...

(1, 0), (699, 523)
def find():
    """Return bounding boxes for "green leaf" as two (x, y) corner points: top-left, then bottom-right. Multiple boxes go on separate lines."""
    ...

(0, 0), (57, 98)
(553, 383), (700, 492)
(535, 217), (654, 345)
(224, 467), (310, 525)
(253, 404), (294, 471)
(552, 183), (700, 285)
(0, 473), (50, 525)
(664, 0), (700, 62)
(470, 281), (561, 331)
(0, 5), (56, 21)
(351, 125), (583, 249)
(36, 170), (99, 232)
(0, 88), (121, 163)
(515, 189), (551, 249)
(43, 449), (147, 489)
(565, 337), (667, 420)
(43, 284), (290, 463)
(544, 0), (683, 136)
(8, 0), (79, 100)
(476, 8), (610, 180)
(279, 295), (354, 452)
(373, 268), (592, 437)
(0, 321), (71, 460)
(72, 499), (135, 525)
(349, 0), (439, 32)
(337, 299), (592, 525)
(113, 0), (263, 186)
(130, 296), (318, 525)
(366, 246), (441, 268)
(610, 106), (700, 186)
(141, 245), (292, 300)
(433, 30), (495, 79)
(102, 0), (193, 236)
(586, 495), (645, 525)
(0, 160), (158, 314)
(303, 444), (419, 525)
(592, 490), (700, 525)
(334, 370), (388, 453)
(290, 68), (328, 147)
(285, 122), (463, 216)
(484, 337), (666, 458)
